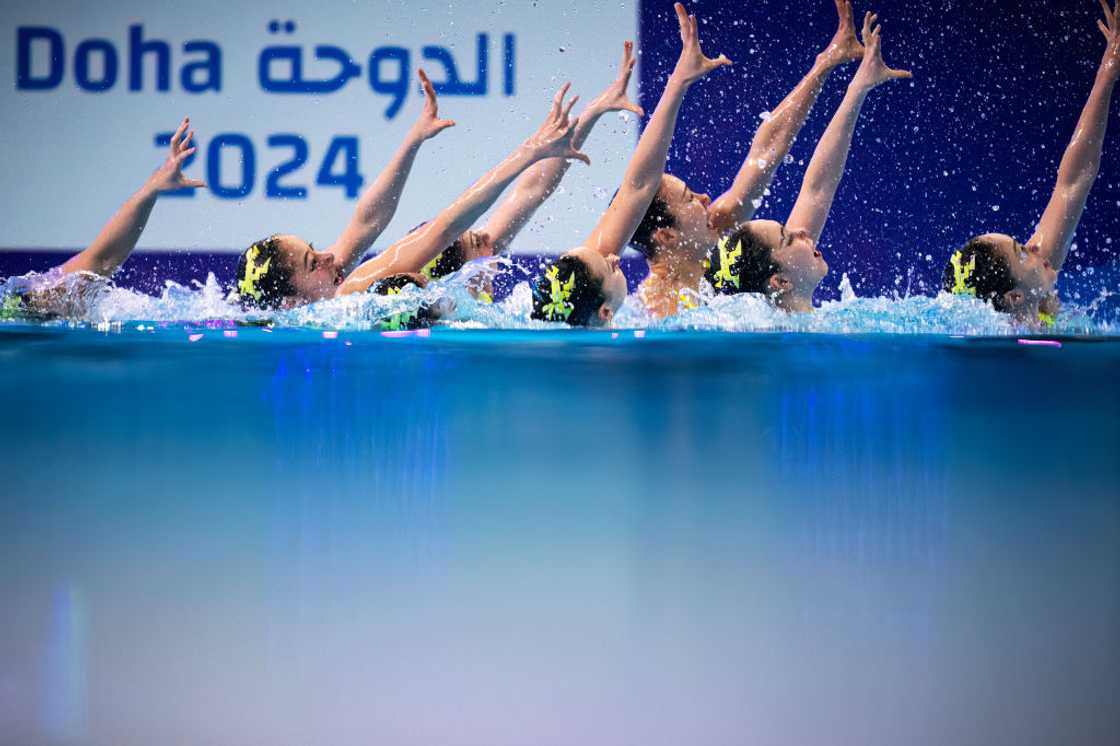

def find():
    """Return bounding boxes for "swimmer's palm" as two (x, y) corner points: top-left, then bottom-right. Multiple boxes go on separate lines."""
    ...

(150, 118), (205, 193)
(852, 13), (912, 90)
(525, 85), (591, 165)
(822, 0), (865, 66)
(1098, 0), (1120, 78)
(672, 2), (731, 84)
(590, 41), (644, 117)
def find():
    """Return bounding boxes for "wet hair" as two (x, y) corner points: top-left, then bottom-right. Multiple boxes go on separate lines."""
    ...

(628, 193), (676, 259)
(705, 223), (781, 296)
(530, 256), (606, 326)
(371, 273), (437, 330)
(235, 236), (294, 309)
(421, 238), (467, 280)
(941, 236), (1015, 312)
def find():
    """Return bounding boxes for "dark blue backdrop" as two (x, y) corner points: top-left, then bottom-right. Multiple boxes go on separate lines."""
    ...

(638, 0), (1120, 307)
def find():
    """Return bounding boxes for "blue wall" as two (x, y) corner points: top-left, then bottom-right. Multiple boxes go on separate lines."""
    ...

(638, 0), (1120, 305)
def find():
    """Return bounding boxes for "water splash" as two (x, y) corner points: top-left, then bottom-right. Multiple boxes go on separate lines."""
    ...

(2, 264), (1113, 335)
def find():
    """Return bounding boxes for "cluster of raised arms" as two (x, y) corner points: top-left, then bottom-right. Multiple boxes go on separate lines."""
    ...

(13, 0), (1120, 328)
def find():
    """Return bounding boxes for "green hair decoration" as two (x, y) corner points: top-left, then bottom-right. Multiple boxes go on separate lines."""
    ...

(540, 264), (575, 321)
(239, 243), (273, 301)
(949, 250), (977, 296)
(0, 293), (26, 321)
(711, 236), (742, 291)
(380, 284), (418, 331)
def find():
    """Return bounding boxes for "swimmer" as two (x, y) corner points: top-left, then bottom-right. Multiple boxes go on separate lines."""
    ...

(414, 42), (644, 299)
(531, 2), (731, 326)
(942, 0), (1120, 325)
(637, 0), (871, 318)
(233, 69), (455, 309)
(706, 10), (910, 313)
(0, 117), (206, 318)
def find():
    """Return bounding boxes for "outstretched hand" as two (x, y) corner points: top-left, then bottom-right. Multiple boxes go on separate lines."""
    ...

(671, 2), (732, 85)
(148, 117), (206, 193)
(851, 13), (912, 91)
(820, 0), (865, 67)
(1097, 0), (1120, 78)
(587, 41), (645, 118)
(411, 69), (457, 141)
(524, 83), (592, 165)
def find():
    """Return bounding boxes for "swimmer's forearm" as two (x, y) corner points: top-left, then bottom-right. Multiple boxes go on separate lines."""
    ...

(584, 75), (691, 255)
(61, 182), (160, 277)
(330, 134), (426, 272)
(1032, 71), (1116, 269)
(786, 83), (868, 241)
(711, 58), (835, 230)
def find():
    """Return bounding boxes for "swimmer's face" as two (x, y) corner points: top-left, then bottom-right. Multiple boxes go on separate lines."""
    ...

(276, 234), (344, 303)
(656, 174), (720, 259)
(566, 245), (628, 325)
(756, 221), (828, 295)
(981, 233), (1058, 318)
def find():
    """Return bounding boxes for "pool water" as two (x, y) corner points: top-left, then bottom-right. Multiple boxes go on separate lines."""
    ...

(1, 326), (1118, 745)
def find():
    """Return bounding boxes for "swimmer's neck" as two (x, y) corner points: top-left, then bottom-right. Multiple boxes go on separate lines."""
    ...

(774, 291), (815, 314)
(645, 252), (707, 290)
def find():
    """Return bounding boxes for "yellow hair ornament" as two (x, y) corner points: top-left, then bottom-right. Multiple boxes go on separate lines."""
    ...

(949, 250), (977, 296)
(1038, 311), (1056, 327)
(712, 236), (742, 290)
(238, 243), (273, 301)
(678, 289), (699, 311)
(420, 254), (440, 280)
(541, 264), (575, 321)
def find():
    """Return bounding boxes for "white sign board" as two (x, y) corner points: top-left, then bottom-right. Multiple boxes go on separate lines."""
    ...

(0, 0), (639, 254)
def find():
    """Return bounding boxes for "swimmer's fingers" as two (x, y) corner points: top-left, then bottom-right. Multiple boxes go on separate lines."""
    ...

(705, 53), (733, 71)
(169, 117), (189, 153)
(1099, 18), (1111, 40)
(180, 130), (194, 152)
(418, 68), (439, 112)
(551, 82), (572, 122)
(565, 148), (592, 166)
(861, 11), (876, 43)
(1100, 0), (1115, 29)
(674, 3), (693, 45)
(561, 94), (579, 125)
(621, 40), (635, 73)
(180, 178), (207, 189)
(887, 67), (913, 80)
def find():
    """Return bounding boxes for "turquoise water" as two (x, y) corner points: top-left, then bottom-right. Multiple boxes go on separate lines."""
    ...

(1, 325), (1118, 745)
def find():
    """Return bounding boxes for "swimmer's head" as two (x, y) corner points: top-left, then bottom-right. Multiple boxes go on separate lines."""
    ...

(419, 228), (494, 281)
(531, 248), (626, 326)
(942, 234), (1057, 318)
(371, 273), (442, 330)
(706, 221), (827, 307)
(235, 234), (342, 308)
(629, 174), (719, 262)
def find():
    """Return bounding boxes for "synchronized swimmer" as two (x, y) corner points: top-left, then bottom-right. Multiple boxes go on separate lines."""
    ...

(3, 0), (1118, 329)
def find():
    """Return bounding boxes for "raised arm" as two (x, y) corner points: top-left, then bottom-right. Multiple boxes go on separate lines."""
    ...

(61, 117), (205, 277)
(708, 0), (864, 232)
(785, 13), (910, 241)
(1028, 0), (1119, 272)
(480, 43), (644, 253)
(325, 70), (455, 273)
(337, 87), (589, 294)
(583, 4), (730, 257)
